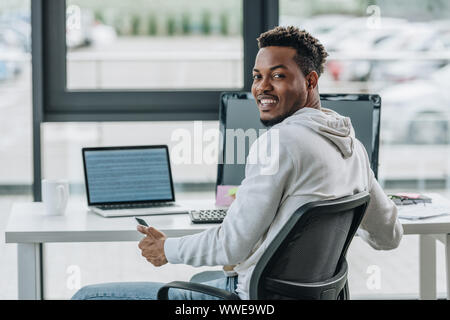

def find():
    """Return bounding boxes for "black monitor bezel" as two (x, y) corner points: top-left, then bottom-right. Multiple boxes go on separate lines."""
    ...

(216, 92), (381, 190)
(82, 145), (176, 206)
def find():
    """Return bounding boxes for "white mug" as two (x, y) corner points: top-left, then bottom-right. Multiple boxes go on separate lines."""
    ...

(42, 179), (69, 216)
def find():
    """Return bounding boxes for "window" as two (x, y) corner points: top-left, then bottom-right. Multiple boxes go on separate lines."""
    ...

(280, 0), (450, 188)
(66, 0), (243, 90)
(35, 0), (278, 121)
(0, 0), (32, 190)
(0, 0), (33, 300)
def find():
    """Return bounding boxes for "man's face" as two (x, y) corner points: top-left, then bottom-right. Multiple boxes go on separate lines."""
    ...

(251, 46), (308, 127)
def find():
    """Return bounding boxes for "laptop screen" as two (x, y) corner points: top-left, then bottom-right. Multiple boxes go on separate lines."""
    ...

(82, 146), (175, 205)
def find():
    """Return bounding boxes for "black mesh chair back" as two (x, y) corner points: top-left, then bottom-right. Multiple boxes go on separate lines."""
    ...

(249, 192), (370, 300)
(157, 192), (370, 301)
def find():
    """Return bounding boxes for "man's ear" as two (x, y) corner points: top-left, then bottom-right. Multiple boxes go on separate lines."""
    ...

(305, 71), (319, 90)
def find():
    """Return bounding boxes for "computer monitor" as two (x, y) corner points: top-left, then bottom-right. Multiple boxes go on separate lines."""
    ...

(216, 92), (381, 188)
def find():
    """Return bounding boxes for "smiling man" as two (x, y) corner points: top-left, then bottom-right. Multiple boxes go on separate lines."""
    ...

(72, 26), (403, 301)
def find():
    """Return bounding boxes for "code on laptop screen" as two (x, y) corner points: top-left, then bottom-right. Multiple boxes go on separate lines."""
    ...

(84, 148), (173, 204)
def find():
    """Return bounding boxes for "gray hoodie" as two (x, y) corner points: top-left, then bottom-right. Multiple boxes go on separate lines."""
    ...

(164, 107), (403, 299)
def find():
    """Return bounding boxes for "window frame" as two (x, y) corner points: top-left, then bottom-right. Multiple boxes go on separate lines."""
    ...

(34, 0), (279, 122)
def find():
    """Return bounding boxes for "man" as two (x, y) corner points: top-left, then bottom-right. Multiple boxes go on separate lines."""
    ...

(72, 26), (403, 300)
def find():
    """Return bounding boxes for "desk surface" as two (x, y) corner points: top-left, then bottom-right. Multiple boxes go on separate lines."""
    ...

(5, 194), (450, 244)
(5, 199), (218, 243)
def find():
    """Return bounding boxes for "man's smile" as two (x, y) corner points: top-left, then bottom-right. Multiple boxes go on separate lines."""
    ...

(257, 94), (279, 111)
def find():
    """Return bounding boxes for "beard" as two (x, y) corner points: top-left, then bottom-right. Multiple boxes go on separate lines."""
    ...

(260, 114), (288, 127)
(259, 105), (301, 127)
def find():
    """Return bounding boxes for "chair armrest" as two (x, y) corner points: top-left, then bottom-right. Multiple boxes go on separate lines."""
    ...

(157, 281), (241, 300)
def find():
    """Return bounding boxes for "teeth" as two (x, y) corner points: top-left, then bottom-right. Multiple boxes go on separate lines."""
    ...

(260, 99), (277, 104)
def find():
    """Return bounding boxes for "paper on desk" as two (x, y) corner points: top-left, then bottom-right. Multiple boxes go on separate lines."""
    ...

(397, 204), (450, 220)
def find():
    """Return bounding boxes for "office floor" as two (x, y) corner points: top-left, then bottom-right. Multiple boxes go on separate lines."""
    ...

(0, 193), (448, 300)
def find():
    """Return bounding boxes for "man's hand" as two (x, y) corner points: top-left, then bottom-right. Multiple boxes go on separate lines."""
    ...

(137, 225), (168, 267)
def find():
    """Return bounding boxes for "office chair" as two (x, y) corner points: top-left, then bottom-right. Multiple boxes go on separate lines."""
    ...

(157, 192), (370, 300)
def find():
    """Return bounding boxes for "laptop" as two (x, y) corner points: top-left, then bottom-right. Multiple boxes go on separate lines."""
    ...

(82, 145), (189, 218)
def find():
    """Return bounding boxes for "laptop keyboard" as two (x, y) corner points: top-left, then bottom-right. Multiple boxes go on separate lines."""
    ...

(97, 202), (176, 210)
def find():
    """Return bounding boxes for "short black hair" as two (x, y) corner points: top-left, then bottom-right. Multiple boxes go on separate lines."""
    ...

(257, 26), (328, 77)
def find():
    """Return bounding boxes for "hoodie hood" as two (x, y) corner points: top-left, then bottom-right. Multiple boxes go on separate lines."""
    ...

(282, 107), (355, 158)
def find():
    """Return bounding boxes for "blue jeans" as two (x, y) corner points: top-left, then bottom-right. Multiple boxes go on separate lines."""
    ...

(71, 271), (237, 300)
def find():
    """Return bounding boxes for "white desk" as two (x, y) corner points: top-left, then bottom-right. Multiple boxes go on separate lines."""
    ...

(5, 195), (450, 300)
